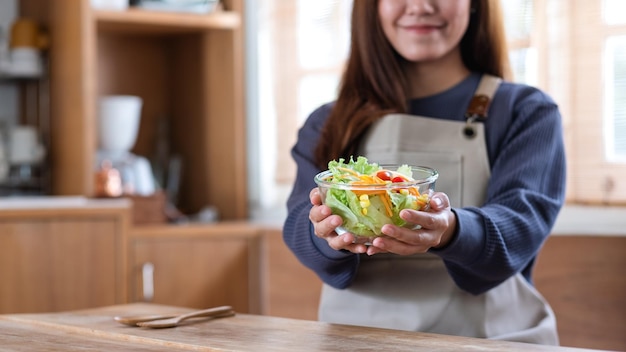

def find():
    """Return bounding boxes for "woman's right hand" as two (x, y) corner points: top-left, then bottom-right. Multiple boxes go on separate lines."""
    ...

(309, 188), (368, 254)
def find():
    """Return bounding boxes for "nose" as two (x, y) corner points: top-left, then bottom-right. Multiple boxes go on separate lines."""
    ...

(405, 0), (436, 15)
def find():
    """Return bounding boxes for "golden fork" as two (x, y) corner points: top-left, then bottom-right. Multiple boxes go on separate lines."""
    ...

(135, 306), (235, 329)
(114, 305), (234, 327)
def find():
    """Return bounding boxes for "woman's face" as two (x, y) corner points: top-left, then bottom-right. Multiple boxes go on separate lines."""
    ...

(378, 0), (472, 62)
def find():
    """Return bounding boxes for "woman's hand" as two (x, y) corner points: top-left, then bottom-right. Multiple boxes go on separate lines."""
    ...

(367, 192), (457, 256)
(309, 188), (368, 254)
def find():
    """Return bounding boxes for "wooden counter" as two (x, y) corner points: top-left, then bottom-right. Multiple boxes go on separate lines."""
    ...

(0, 197), (131, 313)
(0, 303), (608, 351)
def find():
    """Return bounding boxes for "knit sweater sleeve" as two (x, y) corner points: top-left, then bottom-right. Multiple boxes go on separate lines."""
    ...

(282, 103), (360, 289)
(430, 86), (567, 294)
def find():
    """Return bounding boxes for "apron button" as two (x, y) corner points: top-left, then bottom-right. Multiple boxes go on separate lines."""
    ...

(463, 126), (477, 138)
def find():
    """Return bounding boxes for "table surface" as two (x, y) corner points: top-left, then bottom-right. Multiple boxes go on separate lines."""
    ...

(0, 303), (609, 351)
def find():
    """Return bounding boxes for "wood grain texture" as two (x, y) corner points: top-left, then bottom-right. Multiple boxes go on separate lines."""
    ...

(129, 223), (262, 314)
(95, 8), (240, 34)
(535, 235), (626, 351)
(0, 203), (131, 314)
(200, 26), (247, 219)
(44, 0), (97, 196)
(0, 303), (604, 351)
(260, 227), (321, 320)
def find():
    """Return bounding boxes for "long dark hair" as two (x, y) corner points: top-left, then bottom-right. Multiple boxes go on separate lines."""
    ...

(314, 0), (511, 169)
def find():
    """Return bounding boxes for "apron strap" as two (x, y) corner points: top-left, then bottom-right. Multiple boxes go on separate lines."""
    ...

(463, 75), (502, 138)
(465, 75), (502, 120)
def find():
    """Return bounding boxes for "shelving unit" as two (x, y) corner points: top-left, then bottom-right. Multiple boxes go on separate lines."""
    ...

(4, 1), (319, 317)
(0, 73), (51, 197)
(95, 7), (241, 32)
(20, 0), (247, 220)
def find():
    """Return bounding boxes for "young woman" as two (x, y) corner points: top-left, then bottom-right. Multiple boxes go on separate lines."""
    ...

(283, 0), (566, 345)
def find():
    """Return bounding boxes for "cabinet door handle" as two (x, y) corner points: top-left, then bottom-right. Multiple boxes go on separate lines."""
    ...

(142, 262), (155, 302)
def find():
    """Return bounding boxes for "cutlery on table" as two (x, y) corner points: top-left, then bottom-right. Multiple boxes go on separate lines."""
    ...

(136, 306), (235, 328)
(114, 305), (234, 327)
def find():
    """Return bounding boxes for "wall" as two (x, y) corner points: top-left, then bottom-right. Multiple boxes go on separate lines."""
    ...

(552, 205), (626, 236)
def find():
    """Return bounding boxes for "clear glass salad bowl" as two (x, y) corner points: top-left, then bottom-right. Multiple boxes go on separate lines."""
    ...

(314, 161), (438, 245)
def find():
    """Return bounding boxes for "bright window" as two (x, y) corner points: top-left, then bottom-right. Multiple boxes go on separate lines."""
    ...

(605, 35), (626, 162)
(604, 0), (626, 25)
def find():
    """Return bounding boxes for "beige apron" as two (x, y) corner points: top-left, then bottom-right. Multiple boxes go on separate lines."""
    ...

(318, 75), (559, 345)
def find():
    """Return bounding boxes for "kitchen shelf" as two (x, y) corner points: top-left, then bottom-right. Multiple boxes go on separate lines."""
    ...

(95, 8), (241, 34)
(130, 221), (260, 238)
(0, 72), (44, 80)
(17, 0), (247, 220)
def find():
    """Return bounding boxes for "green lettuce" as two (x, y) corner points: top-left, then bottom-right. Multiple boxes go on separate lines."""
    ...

(322, 156), (421, 237)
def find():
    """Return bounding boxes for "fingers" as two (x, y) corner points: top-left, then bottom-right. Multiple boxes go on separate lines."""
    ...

(309, 187), (323, 206)
(373, 204), (453, 254)
(374, 226), (434, 255)
(328, 234), (368, 253)
(429, 192), (450, 211)
(308, 188), (455, 255)
(309, 188), (339, 238)
(311, 211), (342, 237)
(308, 190), (368, 253)
(308, 196), (343, 241)
(309, 210), (367, 253)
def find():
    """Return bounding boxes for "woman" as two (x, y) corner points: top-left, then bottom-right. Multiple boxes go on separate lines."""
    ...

(283, 0), (566, 345)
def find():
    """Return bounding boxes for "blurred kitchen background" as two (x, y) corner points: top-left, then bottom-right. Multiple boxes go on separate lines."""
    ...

(0, 0), (624, 220)
(0, 1), (624, 350)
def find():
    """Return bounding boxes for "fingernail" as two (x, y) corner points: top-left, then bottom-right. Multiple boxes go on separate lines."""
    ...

(433, 196), (443, 208)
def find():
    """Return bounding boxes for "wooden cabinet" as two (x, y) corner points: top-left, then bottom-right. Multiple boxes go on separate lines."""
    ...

(9, 1), (254, 314)
(0, 202), (262, 315)
(260, 228), (321, 320)
(534, 235), (626, 351)
(19, 0), (247, 220)
(129, 223), (261, 314)
(0, 199), (130, 313)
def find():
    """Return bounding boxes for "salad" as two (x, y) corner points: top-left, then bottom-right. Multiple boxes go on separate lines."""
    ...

(315, 156), (433, 237)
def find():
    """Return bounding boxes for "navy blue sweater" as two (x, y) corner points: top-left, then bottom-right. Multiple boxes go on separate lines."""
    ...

(283, 73), (567, 295)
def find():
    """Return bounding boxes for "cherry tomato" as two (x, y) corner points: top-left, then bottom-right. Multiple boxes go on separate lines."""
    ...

(376, 170), (392, 181)
(392, 176), (405, 183)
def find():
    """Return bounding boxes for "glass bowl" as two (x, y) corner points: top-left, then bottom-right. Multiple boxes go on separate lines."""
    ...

(314, 165), (438, 245)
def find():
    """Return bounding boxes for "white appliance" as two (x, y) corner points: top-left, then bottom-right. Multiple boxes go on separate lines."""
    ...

(96, 95), (156, 196)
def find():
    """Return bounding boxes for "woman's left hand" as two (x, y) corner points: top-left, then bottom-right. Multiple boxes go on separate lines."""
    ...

(367, 192), (457, 256)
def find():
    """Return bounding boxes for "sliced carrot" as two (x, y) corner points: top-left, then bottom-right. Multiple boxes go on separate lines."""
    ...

(380, 193), (393, 217)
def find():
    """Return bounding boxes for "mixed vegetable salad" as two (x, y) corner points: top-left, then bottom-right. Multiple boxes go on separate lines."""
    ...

(316, 156), (432, 237)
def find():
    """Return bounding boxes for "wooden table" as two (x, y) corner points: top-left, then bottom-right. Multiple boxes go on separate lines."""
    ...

(0, 303), (607, 351)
